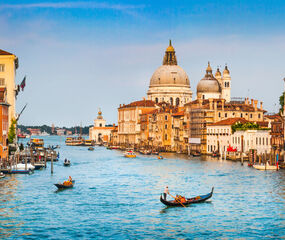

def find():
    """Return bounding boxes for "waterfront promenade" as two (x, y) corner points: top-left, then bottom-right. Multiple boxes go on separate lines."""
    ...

(0, 136), (284, 239)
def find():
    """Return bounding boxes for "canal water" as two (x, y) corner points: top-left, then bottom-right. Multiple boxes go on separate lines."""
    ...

(0, 136), (284, 239)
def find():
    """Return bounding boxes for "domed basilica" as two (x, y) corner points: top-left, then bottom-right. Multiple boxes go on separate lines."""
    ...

(147, 40), (192, 106)
(147, 41), (232, 105)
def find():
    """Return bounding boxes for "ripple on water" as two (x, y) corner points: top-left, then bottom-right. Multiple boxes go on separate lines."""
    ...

(0, 136), (284, 239)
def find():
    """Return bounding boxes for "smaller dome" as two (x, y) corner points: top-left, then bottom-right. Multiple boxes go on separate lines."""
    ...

(197, 63), (221, 93)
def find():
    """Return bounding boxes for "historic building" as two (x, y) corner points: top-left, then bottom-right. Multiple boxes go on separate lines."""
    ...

(185, 98), (266, 154)
(89, 110), (116, 143)
(197, 62), (231, 102)
(206, 118), (271, 155)
(117, 99), (156, 146)
(0, 87), (9, 160)
(0, 49), (18, 125)
(147, 40), (192, 107)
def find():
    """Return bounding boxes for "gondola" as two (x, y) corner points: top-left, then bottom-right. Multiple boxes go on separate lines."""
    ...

(54, 180), (75, 189)
(160, 187), (214, 207)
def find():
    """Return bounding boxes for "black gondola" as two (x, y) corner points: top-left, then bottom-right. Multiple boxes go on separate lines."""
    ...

(63, 159), (71, 166)
(54, 180), (75, 189)
(160, 187), (214, 207)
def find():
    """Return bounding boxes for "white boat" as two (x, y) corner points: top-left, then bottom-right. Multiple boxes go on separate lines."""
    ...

(11, 163), (35, 171)
(0, 172), (5, 178)
(253, 162), (279, 171)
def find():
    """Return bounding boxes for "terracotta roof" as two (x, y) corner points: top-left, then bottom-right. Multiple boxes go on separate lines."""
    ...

(92, 127), (115, 130)
(0, 49), (13, 55)
(210, 118), (249, 126)
(185, 99), (266, 112)
(119, 100), (156, 109)
(172, 111), (184, 117)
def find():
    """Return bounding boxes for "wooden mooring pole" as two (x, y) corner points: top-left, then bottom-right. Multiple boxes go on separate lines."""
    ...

(51, 150), (54, 174)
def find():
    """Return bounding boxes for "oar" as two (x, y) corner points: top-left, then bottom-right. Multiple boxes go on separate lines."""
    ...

(168, 193), (186, 208)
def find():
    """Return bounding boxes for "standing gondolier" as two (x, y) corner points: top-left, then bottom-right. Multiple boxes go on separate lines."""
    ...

(163, 186), (169, 200)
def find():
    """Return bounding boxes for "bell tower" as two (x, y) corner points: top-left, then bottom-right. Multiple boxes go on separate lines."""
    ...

(221, 65), (231, 102)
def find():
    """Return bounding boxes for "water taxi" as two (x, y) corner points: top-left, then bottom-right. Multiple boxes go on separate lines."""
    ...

(84, 139), (95, 146)
(253, 161), (279, 171)
(124, 151), (136, 158)
(65, 137), (84, 146)
(30, 138), (44, 149)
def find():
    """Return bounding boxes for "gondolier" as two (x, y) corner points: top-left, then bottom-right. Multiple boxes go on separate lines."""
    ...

(163, 186), (169, 200)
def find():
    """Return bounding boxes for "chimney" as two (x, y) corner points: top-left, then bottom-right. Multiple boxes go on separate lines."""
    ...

(260, 101), (263, 110)
(143, 97), (146, 101)
(120, 104), (121, 107)
(251, 99), (254, 106)
(254, 100), (258, 111)
(244, 98), (247, 105)
(209, 98), (213, 110)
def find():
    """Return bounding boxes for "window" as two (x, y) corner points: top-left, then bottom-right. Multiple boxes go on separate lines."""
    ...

(99, 123), (102, 127)
(0, 78), (5, 86)
(0, 64), (4, 72)
(256, 138), (258, 145)
(250, 114), (253, 118)
(259, 138), (261, 145)
(225, 113), (228, 118)
(263, 138), (265, 145)
(176, 98), (180, 106)
(241, 113), (243, 118)
(165, 115), (167, 121)
(165, 134), (167, 140)
(155, 98), (158, 103)
(170, 97), (173, 105)
(266, 138), (268, 145)
(258, 114), (261, 119)
(218, 112), (221, 117)
(165, 124), (167, 129)
(225, 82), (227, 87)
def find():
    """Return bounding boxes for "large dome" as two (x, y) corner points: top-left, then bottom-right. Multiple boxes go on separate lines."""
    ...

(150, 65), (190, 87)
(197, 62), (221, 93)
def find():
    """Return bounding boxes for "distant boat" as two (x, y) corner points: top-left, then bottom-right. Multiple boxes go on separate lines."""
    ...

(34, 163), (45, 170)
(54, 180), (75, 189)
(0, 172), (5, 178)
(65, 137), (84, 146)
(63, 160), (71, 166)
(124, 151), (136, 158)
(253, 162), (279, 171)
(88, 147), (94, 151)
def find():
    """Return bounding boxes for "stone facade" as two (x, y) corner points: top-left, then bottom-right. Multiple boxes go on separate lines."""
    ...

(0, 49), (18, 125)
(89, 110), (116, 143)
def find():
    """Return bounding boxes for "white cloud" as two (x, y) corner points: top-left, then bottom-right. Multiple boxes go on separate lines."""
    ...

(0, 2), (145, 11)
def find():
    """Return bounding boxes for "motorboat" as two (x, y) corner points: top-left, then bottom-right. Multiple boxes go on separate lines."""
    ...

(64, 159), (71, 166)
(124, 151), (136, 158)
(34, 163), (45, 170)
(11, 163), (35, 171)
(253, 161), (279, 171)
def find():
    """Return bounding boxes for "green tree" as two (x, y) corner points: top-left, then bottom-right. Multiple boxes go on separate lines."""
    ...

(8, 118), (17, 144)
(280, 92), (284, 114)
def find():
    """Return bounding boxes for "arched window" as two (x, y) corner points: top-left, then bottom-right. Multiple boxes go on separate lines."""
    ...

(155, 98), (158, 104)
(225, 82), (227, 87)
(99, 123), (102, 127)
(170, 97), (173, 105)
(176, 98), (180, 106)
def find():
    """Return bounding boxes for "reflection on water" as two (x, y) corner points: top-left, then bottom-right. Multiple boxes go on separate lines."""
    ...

(0, 176), (24, 238)
(0, 136), (284, 239)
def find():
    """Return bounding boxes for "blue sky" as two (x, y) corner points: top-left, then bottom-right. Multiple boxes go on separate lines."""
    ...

(0, 0), (285, 126)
